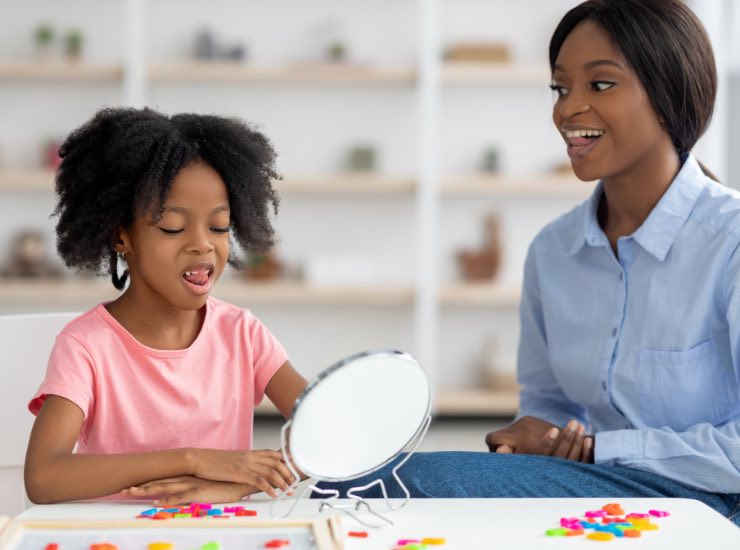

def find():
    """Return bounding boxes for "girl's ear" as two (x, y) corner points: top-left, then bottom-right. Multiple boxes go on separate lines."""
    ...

(113, 227), (130, 255)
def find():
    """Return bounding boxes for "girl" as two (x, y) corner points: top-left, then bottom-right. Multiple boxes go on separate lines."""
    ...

(321, 0), (740, 525)
(24, 108), (308, 505)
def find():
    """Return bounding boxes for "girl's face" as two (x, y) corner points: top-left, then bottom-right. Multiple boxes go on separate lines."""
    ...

(551, 19), (672, 182)
(119, 161), (231, 311)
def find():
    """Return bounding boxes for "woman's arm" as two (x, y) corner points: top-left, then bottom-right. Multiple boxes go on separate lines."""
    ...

(25, 395), (295, 503)
(517, 241), (587, 425)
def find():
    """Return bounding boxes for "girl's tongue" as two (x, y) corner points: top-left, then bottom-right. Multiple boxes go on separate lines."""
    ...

(183, 270), (209, 286)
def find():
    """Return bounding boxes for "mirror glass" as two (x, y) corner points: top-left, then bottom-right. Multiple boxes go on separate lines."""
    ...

(286, 350), (431, 481)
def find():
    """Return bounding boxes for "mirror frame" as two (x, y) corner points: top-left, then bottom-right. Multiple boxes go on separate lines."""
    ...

(283, 349), (432, 482)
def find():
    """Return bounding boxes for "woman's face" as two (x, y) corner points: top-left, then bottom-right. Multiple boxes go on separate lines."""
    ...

(551, 19), (673, 182)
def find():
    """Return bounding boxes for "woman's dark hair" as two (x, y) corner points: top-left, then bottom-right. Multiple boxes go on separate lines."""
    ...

(53, 107), (281, 289)
(549, 0), (717, 157)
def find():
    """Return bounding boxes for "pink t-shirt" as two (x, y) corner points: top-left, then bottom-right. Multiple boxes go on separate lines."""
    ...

(29, 297), (288, 454)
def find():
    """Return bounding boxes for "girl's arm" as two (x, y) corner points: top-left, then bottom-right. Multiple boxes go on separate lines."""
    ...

(264, 360), (308, 419)
(121, 361), (309, 505)
(25, 395), (294, 504)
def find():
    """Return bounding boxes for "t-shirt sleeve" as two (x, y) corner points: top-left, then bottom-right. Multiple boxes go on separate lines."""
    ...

(247, 313), (289, 406)
(28, 332), (95, 419)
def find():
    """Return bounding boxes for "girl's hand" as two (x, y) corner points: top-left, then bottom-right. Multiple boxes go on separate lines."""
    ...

(122, 476), (255, 506)
(187, 449), (296, 497)
(485, 416), (592, 462)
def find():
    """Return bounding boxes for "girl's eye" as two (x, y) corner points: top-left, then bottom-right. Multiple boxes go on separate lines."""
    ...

(158, 227), (183, 235)
(548, 83), (568, 97)
(211, 227), (230, 234)
(592, 81), (615, 92)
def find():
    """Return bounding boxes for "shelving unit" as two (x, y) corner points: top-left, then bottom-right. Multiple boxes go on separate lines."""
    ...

(0, 0), (595, 419)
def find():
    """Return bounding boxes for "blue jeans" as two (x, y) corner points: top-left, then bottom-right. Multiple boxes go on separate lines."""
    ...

(315, 451), (740, 527)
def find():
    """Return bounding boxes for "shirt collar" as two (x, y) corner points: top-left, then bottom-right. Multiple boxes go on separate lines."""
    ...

(567, 154), (708, 260)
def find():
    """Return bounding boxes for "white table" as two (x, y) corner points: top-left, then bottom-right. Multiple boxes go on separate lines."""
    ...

(14, 497), (740, 549)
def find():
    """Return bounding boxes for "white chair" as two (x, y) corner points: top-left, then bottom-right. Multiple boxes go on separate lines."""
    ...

(0, 312), (78, 517)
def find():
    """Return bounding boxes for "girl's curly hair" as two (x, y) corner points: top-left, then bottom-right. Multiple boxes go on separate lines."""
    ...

(53, 107), (281, 289)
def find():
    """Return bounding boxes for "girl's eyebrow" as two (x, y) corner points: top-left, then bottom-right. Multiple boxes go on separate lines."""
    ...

(553, 59), (624, 73)
(163, 205), (230, 214)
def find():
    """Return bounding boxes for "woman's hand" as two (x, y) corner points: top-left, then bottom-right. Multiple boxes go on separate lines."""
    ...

(485, 416), (593, 463)
(186, 449), (296, 498)
(122, 476), (256, 506)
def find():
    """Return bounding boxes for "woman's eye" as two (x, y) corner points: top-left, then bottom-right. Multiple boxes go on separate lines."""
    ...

(158, 227), (183, 235)
(548, 83), (568, 97)
(211, 227), (230, 234)
(592, 81), (615, 92)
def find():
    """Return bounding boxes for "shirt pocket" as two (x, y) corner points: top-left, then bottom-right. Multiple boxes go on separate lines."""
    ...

(638, 339), (734, 431)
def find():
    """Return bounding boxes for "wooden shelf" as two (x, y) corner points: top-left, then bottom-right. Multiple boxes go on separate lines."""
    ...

(215, 281), (414, 306)
(0, 170), (415, 197)
(279, 175), (415, 196)
(435, 388), (519, 416)
(442, 62), (550, 85)
(0, 279), (414, 307)
(442, 174), (595, 197)
(439, 283), (520, 307)
(150, 62), (416, 85)
(0, 60), (123, 82)
(0, 169), (53, 190)
(0, 280), (119, 304)
(255, 389), (519, 418)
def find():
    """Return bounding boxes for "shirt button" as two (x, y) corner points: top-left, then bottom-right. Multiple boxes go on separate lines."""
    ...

(612, 327), (618, 337)
(602, 382), (607, 391)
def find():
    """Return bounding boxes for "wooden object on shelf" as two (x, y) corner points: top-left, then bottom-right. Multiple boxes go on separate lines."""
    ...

(0, 230), (63, 279)
(456, 214), (502, 281)
(242, 250), (284, 281)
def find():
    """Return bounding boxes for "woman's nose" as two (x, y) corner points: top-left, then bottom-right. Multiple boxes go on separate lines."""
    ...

(557, 89), (591, 120)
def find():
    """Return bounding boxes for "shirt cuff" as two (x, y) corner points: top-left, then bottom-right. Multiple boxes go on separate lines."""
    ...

(594, 429), (643, 465)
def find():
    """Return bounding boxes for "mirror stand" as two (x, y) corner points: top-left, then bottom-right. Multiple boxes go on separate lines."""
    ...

(270, 413), (432, 528)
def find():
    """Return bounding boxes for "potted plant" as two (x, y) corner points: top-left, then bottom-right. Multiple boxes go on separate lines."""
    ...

(33, 23), (55, 61)
(64, 29), (83, 61)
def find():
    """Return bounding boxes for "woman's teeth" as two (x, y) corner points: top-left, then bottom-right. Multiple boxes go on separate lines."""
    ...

(564, 129), (605, 138)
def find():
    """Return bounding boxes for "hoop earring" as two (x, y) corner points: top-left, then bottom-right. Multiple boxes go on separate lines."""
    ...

(118, 251), (126, 261)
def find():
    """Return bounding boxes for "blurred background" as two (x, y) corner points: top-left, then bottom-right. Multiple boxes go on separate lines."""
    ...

(0, 0), (738, 452)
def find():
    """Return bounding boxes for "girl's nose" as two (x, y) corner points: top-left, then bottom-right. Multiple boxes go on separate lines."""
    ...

(186, 228), (215, 254)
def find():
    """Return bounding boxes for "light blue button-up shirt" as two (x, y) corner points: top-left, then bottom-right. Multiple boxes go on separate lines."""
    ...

(517, 154), (740, 493)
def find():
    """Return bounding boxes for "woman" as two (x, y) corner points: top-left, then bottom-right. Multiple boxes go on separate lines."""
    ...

(321, 0), (740, 525)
